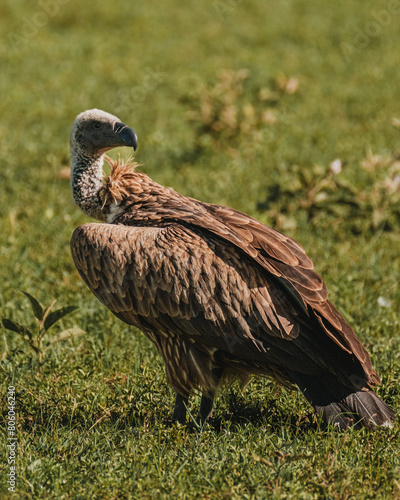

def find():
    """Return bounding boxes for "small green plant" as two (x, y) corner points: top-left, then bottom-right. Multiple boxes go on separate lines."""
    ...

(258, 159), (357, 231)
(258, 152), (400, 233)
(1, 291), (84, 372)
(181, 69), (298, 149)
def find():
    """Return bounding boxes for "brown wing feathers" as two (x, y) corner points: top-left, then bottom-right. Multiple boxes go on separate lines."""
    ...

(179, 203), (375, 373)
(194, 204), (378, 379)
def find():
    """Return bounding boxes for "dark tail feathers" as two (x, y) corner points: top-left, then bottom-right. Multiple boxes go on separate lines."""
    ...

(290, 372), (395, 430)
(315, 389), (395, 430)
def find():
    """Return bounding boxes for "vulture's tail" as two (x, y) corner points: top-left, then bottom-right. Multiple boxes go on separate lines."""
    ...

(290, 372), (395, 430)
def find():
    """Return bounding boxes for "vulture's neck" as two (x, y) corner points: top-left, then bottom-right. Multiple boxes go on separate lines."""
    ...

(70, 147), (106, 221)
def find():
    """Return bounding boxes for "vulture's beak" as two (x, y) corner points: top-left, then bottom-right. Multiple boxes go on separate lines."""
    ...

(114, 122), (138, 151)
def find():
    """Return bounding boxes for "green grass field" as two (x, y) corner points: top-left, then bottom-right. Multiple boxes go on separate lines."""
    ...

(1, 0), (400, 498)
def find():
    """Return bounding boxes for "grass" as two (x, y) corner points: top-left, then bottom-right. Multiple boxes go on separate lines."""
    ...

(1, 0), (400, 498)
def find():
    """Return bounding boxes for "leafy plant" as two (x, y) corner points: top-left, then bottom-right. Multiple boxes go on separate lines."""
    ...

(258, 152), (400, 233)
(181, 69), (298, 148)
(1, 291), (84, 371)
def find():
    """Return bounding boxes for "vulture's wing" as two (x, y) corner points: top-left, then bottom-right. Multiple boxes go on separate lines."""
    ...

(117, 195), (377, 383)
(71, 222), (300, 340)
(196, 203), (375, 367)
(71, 221), (378, 387)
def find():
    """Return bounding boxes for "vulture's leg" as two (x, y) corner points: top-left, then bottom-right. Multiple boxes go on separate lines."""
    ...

(199, 367), (224, 421)
(172, 393), (188, 423)
(199, 395), (214, 421)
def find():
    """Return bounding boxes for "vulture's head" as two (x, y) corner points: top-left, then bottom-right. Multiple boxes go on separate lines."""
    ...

(70, 109), (138, 156)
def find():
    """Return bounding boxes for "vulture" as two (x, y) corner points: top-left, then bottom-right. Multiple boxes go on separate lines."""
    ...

(70, 108), (395, 430)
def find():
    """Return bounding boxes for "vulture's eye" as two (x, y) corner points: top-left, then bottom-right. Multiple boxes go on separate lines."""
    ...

(92, 122), (102, 130)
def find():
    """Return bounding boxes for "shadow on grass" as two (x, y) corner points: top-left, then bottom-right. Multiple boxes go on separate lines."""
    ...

(14, 389), (323, 438)
(206, 391), (320, 435)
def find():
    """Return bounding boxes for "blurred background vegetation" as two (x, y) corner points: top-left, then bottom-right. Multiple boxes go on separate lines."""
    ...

(1, 0), (399, 498)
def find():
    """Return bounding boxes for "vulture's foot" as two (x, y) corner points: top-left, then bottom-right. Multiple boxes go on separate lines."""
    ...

(199, 367), (223, 422)
(199, 394), (214, 422)
(172, 393), (215, 425)
(172, 393), (188, 423)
